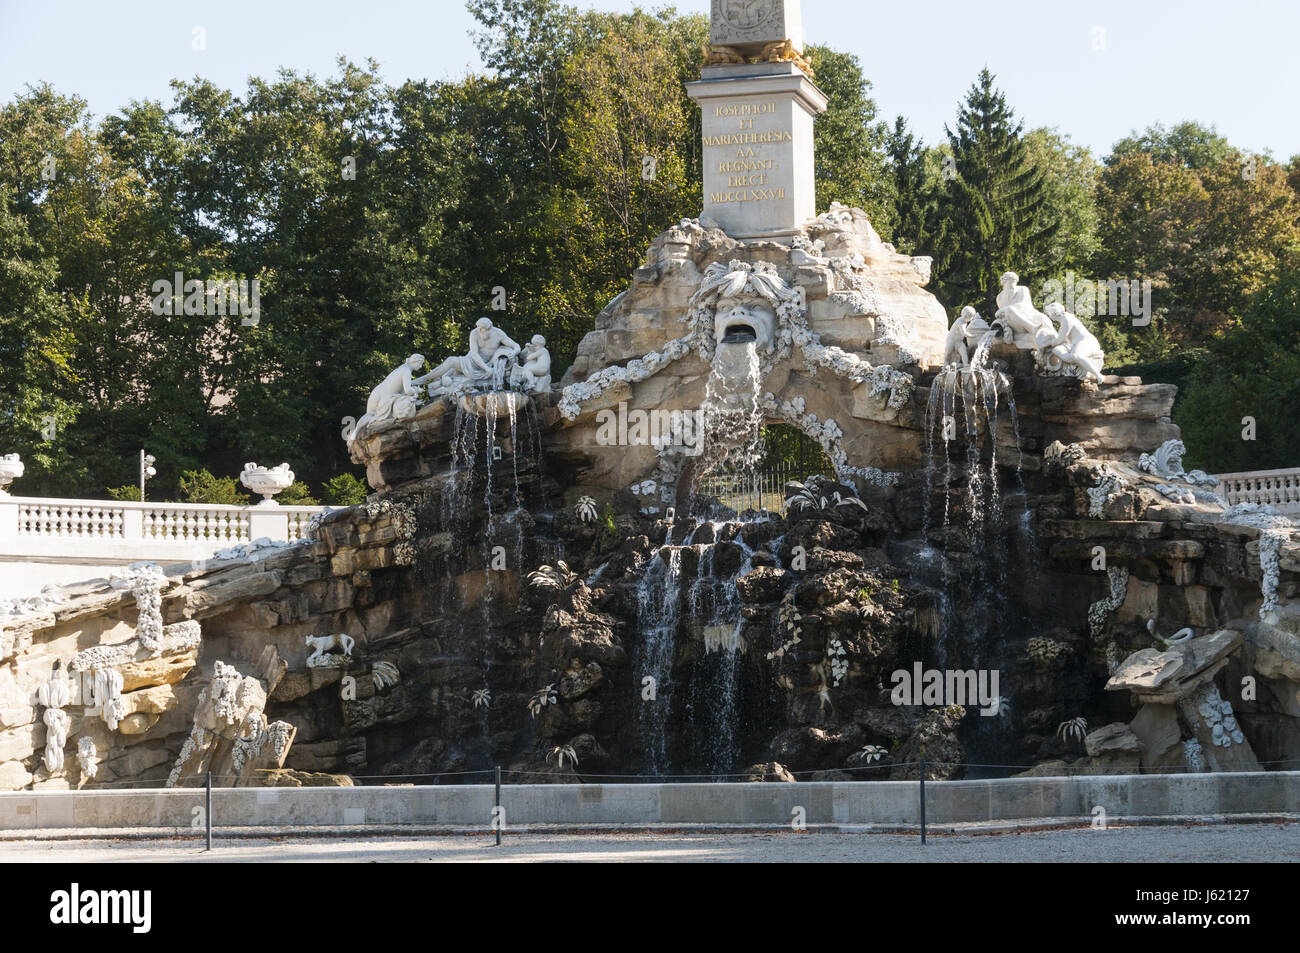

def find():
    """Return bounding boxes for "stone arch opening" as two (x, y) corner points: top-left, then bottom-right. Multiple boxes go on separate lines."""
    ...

(691, 422), (836, 515)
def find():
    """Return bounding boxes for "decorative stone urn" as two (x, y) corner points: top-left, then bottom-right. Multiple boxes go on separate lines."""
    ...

(239, 462), (295, 505)
(0, 454), (23, 496)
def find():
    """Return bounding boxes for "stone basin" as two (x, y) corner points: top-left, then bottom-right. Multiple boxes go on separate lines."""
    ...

(458, 389), (531, 419)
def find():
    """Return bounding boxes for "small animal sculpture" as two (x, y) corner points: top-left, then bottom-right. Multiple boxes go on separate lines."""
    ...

(306, 632), (355, 665)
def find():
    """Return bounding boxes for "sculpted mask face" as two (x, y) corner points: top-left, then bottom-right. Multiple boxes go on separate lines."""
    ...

(714, 296), (776, 351)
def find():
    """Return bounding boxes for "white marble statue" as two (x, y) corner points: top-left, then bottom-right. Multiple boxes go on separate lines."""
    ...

(1036, 303), (1105, 383)
(1139, 439), (1219, 487)
(77, 736), (99, 781)
(993, 271), (1053, 342)
(0, 453), (22, 495)
(351, 354), (429, 438)
(509, 334), (552, 394)
(943, 306), (991, 368)
(423, 317), (522, 396)
(306, 632), (355, 667)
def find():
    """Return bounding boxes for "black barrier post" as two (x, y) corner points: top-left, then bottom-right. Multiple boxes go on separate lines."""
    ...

(494, 765), (502, 846)
(919, 757), (926, 845)
(205, 771), (212, 851)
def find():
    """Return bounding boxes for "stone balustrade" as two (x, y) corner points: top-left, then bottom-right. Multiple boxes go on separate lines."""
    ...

(0, 495), (325, 597)
(1213, 468), (1300, 515)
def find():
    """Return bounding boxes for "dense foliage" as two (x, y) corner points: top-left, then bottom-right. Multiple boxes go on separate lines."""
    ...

(2, 0), (1298, 498)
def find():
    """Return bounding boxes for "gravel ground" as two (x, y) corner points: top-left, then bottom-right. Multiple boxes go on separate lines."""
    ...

(1, 822), (1296, 862)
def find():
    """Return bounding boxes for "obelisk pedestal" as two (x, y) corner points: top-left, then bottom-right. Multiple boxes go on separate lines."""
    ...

(686, 0), (827, 239)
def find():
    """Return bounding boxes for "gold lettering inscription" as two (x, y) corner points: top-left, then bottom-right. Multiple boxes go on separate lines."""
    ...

(708, 188), (787, 203)
(702, 130), (793, 147)
(714, 102), (776, 117)
(717, 159), (776, 173)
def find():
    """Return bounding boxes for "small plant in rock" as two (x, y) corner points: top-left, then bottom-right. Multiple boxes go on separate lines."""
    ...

(472, 688), (492, 709)
(600, 503), (618, 540)
(828, 637), (848, 685)
(785, 480), (868, 519)
(857, 744), (887, 763)
(1027, 637), (1068, 666)
(372, 661), (400, 692)
(993, 695), (1013, 721)
(547, 744), (579, 770)
(528, 684), (558, 718)
(1057, 716), (1088, 746)
(575, 496), (599, 523)
(767, 593), (803, 660)
(527, 562), (578, 591)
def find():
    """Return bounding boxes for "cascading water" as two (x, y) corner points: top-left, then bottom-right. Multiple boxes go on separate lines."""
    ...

(633, 546), (683, 775)
(688, 524), (756, 776)
(921, 331), (1036, 773)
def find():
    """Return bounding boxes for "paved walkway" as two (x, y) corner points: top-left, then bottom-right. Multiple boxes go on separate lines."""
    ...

(2, 822), (1296, 862)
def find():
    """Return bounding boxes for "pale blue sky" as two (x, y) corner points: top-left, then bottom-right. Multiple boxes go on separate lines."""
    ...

(2, 0), (1296, 160)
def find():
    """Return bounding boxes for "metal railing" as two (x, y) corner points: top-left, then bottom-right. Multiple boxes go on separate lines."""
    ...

(696, 466), (832, 515)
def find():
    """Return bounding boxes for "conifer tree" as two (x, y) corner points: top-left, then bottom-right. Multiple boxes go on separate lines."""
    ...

(884, 116), (935, 254)
(927, 68), (1059, 315)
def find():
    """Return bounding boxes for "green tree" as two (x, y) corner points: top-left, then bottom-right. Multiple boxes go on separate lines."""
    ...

(1109, 121), (1233, 171)
(276, 481), (319, 505)
(1177, 266), (1300, 472)
(884, 116), (938, 254)
(1022, 128), (1099, 276)
(178, 468), (250, 505)
(808, 46), (892, 230)
(550, 9), (705, 356)
(926, 68), (1060, 314)
(323, 472), (368, 505)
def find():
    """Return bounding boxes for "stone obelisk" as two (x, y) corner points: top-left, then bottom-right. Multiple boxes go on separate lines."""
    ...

(686, 0), (827, 239)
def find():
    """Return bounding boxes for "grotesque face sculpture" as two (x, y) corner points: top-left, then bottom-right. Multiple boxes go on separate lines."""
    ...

(714, 296), (777, 353)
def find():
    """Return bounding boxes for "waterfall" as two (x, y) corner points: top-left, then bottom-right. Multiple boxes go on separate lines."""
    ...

(692, 525), (754, 776)
(634, 546), (683, 775)
(693, 341), (765, 508)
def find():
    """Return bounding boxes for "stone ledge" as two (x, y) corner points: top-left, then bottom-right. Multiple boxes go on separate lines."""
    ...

(1, 772), (1295, 829)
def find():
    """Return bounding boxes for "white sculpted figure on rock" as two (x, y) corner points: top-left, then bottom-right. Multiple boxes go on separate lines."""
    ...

(943, 306), (991, 368)
(993, 271), (1054, 342)
(350, 353), (429, 440)
(1035, 303), (1105, 383)
(508, 334), (552, 394)
(422, 317), (522, 396)
(1138, 439), (1218, 488)
(77, 737), (99, 781)
(306, 632), (355, 667)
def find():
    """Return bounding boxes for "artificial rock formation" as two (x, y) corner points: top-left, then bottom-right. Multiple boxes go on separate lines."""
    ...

(2, 0), (1297, 787)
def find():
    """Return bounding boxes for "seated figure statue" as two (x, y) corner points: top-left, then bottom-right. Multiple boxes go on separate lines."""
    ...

(1035, 303), (1105, 383)
(993, 271), (1053, 343)
(422, 317), (522, 397)
(509, 334), (552, 394)
(353, 354), (428, 435)
(943, 306), (991, 368)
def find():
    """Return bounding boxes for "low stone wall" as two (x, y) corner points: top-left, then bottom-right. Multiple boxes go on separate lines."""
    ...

(2, 773), (1296, 832)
